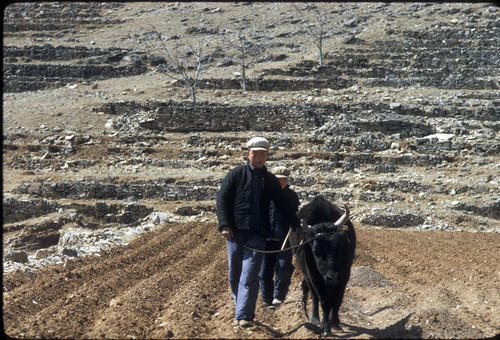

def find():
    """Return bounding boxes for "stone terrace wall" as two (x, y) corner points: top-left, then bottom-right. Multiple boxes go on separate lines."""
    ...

(98, 101), (330, 132)
(97, 100), (500, 133)
(3, 63), (147, 93)
(3, 2), (124, 32)
(193, 77), (352, 91)
(154, 103), (324, 132)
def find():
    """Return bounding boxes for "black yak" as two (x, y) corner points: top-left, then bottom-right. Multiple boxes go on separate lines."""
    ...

(289, 196), (356, 336)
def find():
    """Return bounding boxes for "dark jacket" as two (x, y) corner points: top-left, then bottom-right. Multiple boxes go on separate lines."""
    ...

(216, 163), (301, 237)
(269, 184), (300, 241)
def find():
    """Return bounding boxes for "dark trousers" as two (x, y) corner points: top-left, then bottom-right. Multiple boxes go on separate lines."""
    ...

(259, 240), (294, 304)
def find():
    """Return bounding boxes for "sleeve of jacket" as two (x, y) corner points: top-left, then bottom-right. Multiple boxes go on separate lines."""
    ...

(267, 174), (301, 230)
(288, 188), (300, 213)
(216, 168), (237, 231)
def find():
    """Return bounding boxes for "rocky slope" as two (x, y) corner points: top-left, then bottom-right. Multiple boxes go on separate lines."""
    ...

(3, 2), (500, 339)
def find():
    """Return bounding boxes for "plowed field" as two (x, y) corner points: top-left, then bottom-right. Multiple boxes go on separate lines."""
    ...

(4, 220), (500, 339)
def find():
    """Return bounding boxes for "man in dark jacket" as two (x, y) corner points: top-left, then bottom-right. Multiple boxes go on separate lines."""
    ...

(259, 166), (300, 309)
(216, 137), (301, 328)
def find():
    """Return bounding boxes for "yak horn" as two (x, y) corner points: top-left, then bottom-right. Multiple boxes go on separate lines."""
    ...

(334, 204), (350, 228)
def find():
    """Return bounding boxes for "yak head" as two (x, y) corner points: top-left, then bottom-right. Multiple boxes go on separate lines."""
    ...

(303, 205), (352, 285)
(301, 205), (350, 230)
(311, 224), (350, 285)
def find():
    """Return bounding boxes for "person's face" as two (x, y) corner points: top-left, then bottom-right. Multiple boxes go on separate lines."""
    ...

(247, 149), (268, 169)
(278, 177), (288, 189)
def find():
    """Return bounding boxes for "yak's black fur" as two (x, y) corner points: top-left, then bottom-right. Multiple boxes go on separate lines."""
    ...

(290, 196), (356, 336)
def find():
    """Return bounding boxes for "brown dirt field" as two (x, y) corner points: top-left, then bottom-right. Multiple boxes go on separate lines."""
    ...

(3, 221), (500, 339)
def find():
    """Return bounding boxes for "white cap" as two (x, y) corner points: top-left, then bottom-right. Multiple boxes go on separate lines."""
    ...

(246, 137), (270, 151)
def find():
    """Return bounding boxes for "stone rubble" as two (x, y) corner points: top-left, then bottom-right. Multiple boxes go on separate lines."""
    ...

(3, 2), (499, 276)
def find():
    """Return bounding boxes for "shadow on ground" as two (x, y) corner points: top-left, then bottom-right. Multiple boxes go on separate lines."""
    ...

(255, 314), (422, 339)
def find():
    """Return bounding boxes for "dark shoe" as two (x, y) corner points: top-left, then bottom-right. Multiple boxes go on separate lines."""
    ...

(238, 319), (253, 327)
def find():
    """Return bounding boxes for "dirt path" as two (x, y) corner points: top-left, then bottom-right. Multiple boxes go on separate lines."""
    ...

(4, 222), (499, 339)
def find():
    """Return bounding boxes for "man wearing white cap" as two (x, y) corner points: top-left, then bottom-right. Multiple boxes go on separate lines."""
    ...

(216, 136), (302, 328)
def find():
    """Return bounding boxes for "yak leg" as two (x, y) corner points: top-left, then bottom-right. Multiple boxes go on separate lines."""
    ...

(303, 277), (321, 325)
(301, 278), (309, 320)
(302, 248), (322, 325)
(318, 298), (332, 336)
(329, 284), (347, 330)
(310, 288), (320, 325)
(302, 276), (321, 325)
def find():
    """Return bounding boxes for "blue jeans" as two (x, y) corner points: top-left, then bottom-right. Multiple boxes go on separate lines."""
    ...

(259, 240), (294, 304)
(227, 230), (266, 321)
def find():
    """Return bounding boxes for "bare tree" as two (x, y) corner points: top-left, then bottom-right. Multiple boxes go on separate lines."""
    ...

(221, 21), (263, 91)
(145, 26), (217, 105)
(294, 3), (333, 66)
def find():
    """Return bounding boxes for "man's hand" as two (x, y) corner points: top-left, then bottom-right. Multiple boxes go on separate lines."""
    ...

(221, 226), (233, 241)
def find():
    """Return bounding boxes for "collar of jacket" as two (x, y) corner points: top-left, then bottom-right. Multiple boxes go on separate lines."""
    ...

(247, 161), (268, 173)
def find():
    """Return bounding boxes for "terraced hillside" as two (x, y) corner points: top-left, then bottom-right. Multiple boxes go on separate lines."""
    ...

(3, 2), (500, 339)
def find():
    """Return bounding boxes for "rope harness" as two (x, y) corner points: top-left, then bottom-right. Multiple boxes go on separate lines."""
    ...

(242, 237), (313, 254)
(241, 228), (351, 254)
